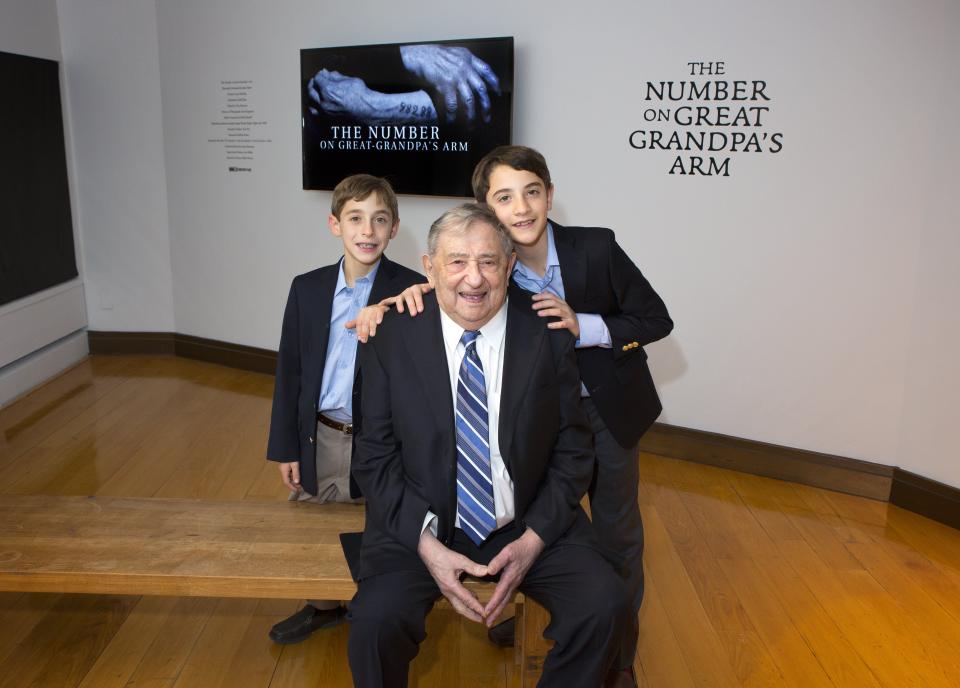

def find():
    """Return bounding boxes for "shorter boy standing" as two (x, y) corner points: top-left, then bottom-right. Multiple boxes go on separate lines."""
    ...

(265, 174), (423, 644)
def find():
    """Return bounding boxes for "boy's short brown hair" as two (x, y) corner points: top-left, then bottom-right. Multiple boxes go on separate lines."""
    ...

(331, 174), (399, 223)
(471, 145), (552, 202)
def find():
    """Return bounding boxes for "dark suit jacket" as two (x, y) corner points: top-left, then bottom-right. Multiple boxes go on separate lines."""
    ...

(266, 255), (424, 497)
(550, 222), (673, 448)
(352, 285), (598, 580)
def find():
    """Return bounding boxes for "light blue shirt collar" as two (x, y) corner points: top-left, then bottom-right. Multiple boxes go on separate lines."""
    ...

(511, 223), (565, 301)
(544, 223), (560, 271)
(335, 257), (381, 295)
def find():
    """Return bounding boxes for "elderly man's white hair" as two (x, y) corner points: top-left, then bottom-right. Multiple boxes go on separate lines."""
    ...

(426, 203), (514, 258)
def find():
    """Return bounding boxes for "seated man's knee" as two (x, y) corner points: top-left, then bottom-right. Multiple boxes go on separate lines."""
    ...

(347, 595), (423, 631)
(349, 589), (426, 638)
(348, 588), (428, 681)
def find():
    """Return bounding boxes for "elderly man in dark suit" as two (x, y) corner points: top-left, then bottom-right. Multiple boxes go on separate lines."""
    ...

(347, 203), (629, 688)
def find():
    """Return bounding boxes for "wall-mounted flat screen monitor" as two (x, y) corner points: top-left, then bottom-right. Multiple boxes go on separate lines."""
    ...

(0, 51), (77, 307)
(301, 36), (513, 197)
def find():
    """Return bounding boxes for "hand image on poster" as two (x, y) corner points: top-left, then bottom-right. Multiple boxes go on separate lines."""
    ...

(306, 45), (501, 126)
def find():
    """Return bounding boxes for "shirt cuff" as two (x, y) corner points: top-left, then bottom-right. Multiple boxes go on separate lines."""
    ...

(575, 313), (612, 349)
(421, 510), (438, 537)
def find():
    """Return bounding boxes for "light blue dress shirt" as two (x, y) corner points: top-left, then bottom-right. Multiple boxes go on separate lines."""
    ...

(317, 259), (380, 423)
(511, 224), (611, 349)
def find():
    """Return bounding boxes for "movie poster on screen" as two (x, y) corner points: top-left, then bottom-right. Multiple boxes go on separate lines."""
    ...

(301, 37), (513, 197)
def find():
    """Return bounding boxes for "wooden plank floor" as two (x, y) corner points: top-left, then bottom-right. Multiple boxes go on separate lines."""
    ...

(2, 355), (960, 687)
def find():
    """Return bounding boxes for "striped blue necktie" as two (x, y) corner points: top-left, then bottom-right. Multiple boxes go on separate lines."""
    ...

(455, 330), (497, 545)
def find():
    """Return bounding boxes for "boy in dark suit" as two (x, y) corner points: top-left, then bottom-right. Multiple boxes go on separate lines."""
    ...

(265, 174), (423, 644)
(474, 146), (673, 686)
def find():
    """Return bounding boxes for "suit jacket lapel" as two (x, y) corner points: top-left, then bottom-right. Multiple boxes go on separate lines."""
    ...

(552, 222), (587, 310)
(368, 255), (397, 304)
(498, 289), (544, 474)
(403, 298), (455, 438)
(357, 255), (397, 378)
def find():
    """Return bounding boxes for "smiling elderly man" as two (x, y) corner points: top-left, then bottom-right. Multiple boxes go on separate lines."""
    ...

(346, 203), (629, 688)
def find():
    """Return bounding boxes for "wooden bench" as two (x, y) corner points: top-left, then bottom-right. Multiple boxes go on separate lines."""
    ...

(0, 495), (549, 685)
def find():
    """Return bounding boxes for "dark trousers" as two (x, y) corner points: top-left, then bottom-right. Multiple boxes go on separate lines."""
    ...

(583, 397), (645, 670)
(347, 524), (629, 688)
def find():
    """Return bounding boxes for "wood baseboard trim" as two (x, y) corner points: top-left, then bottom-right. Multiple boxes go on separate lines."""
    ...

(87, 331), (276, 375)
(890, 469), (960, 531)
(87, 331), (175, 355)
(173, 333), (277, 375)
(86, 330), (959, 529)
(639, 422), (894, 501)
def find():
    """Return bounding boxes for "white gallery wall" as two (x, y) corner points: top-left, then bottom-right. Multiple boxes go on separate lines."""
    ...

(56, 0), (175, 333)
(56, 0), (959, 487)
(0, 0), (88, 405)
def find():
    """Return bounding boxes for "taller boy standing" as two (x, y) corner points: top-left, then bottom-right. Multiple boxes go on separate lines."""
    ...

(475, 146), (673, 685)
(266, 174), (423, 644)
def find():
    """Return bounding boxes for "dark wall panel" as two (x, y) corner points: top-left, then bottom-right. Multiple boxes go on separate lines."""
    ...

(0, 50), (78, 307)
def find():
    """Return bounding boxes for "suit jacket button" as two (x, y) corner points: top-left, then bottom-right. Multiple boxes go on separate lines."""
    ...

(308, 436), (314, 444)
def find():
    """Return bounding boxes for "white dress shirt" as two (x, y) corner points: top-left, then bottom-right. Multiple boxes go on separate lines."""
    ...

(422, 300), (515, 537)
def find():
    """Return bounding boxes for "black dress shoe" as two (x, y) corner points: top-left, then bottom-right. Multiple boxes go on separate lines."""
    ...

(487, 616), (515, 648)
(268, 605), (346, 644)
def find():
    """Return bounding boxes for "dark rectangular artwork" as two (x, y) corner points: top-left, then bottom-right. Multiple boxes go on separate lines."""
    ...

(301, 37), (513, 197)
(0, 51), (78, 307)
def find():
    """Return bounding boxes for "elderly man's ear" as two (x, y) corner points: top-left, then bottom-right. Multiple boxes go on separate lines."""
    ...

(421, 255), (437, 287)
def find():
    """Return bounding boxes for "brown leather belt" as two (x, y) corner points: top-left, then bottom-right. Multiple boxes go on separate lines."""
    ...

(317, 412), (353, 435)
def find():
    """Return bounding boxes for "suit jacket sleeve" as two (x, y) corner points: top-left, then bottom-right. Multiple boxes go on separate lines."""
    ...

(518, 330), (595, 547)
(266, 279), (302, 462)
(352, 330), (432, 554)
(601, 229), (673, 360)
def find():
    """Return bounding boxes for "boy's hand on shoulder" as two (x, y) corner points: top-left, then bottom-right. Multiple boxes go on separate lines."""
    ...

(344, 283), (433, 343)
(346, 304), (390, 343)
(531, 292), (580, 339)
(278, 461), (301, 493)
(390, 283), (433, 316)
